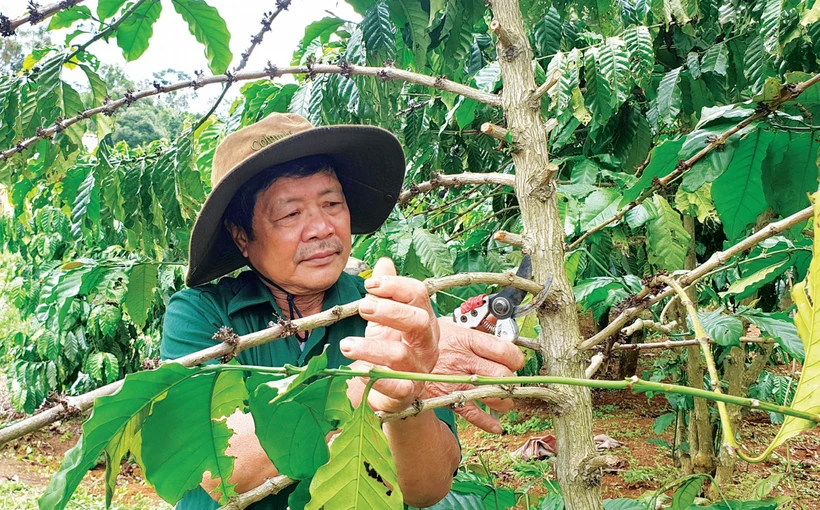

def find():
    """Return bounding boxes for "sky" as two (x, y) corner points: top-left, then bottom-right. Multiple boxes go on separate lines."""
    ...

(0, 0), (361, 113)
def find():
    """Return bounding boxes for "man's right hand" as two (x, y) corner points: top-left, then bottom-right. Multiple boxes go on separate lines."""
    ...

(428, 318), (526, 433)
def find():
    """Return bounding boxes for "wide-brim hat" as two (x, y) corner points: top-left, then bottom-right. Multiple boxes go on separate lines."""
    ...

(186, 113), (405, 287)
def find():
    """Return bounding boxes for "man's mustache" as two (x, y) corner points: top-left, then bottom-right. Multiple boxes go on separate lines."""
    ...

(297, 239), (345, 261)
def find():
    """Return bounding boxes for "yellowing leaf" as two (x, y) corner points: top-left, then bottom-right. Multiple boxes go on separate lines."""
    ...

(60, 261), (86, 270)
(756, 192), (820, 456)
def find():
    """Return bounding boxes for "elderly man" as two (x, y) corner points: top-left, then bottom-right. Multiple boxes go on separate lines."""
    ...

(162, 113), (524, 509)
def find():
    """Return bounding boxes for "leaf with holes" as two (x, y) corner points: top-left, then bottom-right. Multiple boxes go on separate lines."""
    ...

(48, 6), (92, 30)
(305, 390), (403, 509)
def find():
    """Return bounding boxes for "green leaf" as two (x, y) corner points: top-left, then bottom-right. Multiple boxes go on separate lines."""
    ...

(70, 169), (99, 238)
(580, 188), (621, 230)
(701, 42), (728, 76)
(584, 47), (614, 129)
(622, 138), (684, 205)
(362, 2), (397, 64)
(289, 80), (323, 126)
(79, 64), (113, 138)
(675, 183), (716, 222)
(697, 309), (743, 347)
(412, 228), (454, 276)
(644, 195), (690, 271)
(744, 313), (805, 362)
(604, 498), (646, 510)
(171, 0), (233, 75)
(387, 0), (430, 70)
(680, 123), (749, 193)
(623, 25), (654, 89)
(613, 107), (652, 172)
(292, 17), (345, 65)
(123, 264), (158, 329)
(761, 0), (783, 56)
(712, 128), (773, 241)
(762, 132), (819, 218)
(305, 390), (404, 509)
(141, 369), (247, 504)
(653, 413), (675, 434)
(116, 0), (163, 61)
(40, 363), (194, 510)
(801, 0), (820, 25)
(654, 67), (682, 128)
(751, 473), (786, 500)
(251, 376), (352, 480)
(57, 80), (85, 146)
(48, 6), (92, 30)
(533, 8), (562, 57)
(720, 260), (789, 300)
(98, 0), (128, 20)
(671, 476), (705, 510)
(473, 62), (501, 93)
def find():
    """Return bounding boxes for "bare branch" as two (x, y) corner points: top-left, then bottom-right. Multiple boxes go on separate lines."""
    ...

(585, 353), (605, 378)
(2, 0), (86, 36)
(513, 337), (542, 351)
(612, 337), (775, 351)
(492, 230), (524, 249)
(622, 318), (678, 337)
(397, 171), (514, 204)
(481, 122), (510, 142)
(578, 205), (813, 351)
(217, 475), (296, 510)
(1, 64), (501, 161)
(0, 271), (546, 446)
(566, 71), (820, 251)
(192, 3), (293, 131)
(529, 70), (560, 106)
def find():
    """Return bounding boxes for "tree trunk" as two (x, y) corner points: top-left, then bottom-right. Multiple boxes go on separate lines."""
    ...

(489, 2), (602, 509)
(712, 346), (743, 495)
(682, 215), (716, 476)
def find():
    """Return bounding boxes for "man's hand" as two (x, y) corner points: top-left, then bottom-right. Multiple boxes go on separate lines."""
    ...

(341, 257), (440, 413)
(429, 318), (526, 433)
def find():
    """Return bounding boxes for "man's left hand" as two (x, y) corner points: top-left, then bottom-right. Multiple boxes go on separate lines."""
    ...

(341, 258), (440, 413)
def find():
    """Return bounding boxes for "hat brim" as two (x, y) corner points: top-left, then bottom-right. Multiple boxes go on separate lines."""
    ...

(186, 125), (405, 287)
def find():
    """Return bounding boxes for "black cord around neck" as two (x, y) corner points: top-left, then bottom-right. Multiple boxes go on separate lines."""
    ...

(248, 264), (309, 343)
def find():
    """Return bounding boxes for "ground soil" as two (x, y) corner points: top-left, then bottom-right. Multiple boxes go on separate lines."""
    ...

(0, 354), (818, 509)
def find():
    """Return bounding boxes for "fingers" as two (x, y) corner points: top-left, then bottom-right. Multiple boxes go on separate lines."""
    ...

(365, 272), (433, 311)
(340, 336), (419, 372)
(481, 397), (514, 413)
(455, 402), (502, 434)
(372, 257), (398, 278)
(359, 297), (432, 336)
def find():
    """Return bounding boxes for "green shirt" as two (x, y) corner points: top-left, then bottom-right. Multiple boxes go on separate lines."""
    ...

(161, 270), (457, 509)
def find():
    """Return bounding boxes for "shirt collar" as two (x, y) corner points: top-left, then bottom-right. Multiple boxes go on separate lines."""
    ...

(226, 271), (360, 317)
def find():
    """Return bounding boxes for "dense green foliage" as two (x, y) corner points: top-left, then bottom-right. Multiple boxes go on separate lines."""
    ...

(1, 0), (820, 508)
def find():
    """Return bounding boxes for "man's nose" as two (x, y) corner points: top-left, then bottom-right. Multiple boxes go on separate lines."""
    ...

(303, 206), (335, 240)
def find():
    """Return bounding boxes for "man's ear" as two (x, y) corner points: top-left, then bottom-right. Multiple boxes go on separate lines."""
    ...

(226, 221), (250, 258)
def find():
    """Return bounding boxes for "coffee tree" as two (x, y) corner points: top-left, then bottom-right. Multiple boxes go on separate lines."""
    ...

(0, 0), (819, 509)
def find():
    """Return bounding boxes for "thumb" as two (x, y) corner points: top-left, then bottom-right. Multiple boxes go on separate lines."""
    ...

(371, 257), (398, 278)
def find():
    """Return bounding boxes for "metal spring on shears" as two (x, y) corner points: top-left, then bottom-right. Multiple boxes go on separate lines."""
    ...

(480, 319), (496, 333)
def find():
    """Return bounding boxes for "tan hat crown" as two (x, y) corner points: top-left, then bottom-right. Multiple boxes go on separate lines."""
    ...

(212, 113), (314, 187)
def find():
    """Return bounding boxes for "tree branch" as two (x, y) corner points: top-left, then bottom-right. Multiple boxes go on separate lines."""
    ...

(528, 70), (560, 106)
(577, 205), (813, 351)
(192, 3), (292, 131)
(612, 336), (775, 351)
(622, 318), (679, 337)
(492, 230), (524, 249)
(217, 475), (296, 510)
(1, 64), (501, 161)
(480, 122), (510, 142)
(565, 71), (820, 251)
(1, 0), (87, 36)
(397, 171), (515, 204)
(0, 271), (546, 446)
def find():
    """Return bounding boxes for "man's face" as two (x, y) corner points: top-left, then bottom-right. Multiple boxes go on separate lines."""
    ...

(229, 170), (352, 295)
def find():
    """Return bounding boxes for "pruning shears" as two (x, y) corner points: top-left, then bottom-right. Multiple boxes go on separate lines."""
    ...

(452, 255), (553, 343)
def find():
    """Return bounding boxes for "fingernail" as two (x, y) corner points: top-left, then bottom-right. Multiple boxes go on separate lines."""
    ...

(358, 298), (376, 314)
(492, 423), (502, 434)
(340, 338), (353, 352)
(365, 277), (380, 289)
